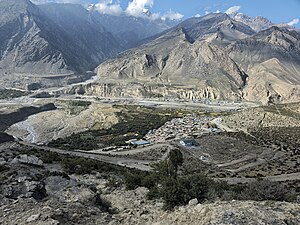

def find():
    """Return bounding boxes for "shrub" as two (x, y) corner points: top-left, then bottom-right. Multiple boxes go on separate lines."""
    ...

(238, 180), (296, 202)
(39, 151), (62, 163)
(168, 148), (183, 177)
(0, 164), (9, 173)
(124, 172), (145, 190)
(0, 89), (30, 99)
(160, 174), (223, 209)
(95, 193), (113, 213)
(61, 157), (124, 175)
(107, 177), (122, 189)
(161, 177), (186, 210)
(68, 101), (91, 107)
(147, 186), (161, 200)
(48, 133), (98, 150)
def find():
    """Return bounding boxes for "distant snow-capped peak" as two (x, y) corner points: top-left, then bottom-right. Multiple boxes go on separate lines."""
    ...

(227, 11), (273, 32)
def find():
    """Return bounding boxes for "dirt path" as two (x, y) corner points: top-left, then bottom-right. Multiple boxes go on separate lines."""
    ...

(211, 118), (235, 132)
(215, 172), (300, 184)
(87, 143), (171, 156)
(267, 172), (300, 182)
(217, 154), (257, 168)
(19, 142), (154, 171)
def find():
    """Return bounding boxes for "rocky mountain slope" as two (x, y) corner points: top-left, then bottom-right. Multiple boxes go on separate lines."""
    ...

(227, 27), (300, 103)
(227, 12), (274, 32)
(0, 0), (120, 75)
(227, 11), (295, 33)
(142, 13), (255, 47)
(90, 11), (179, 49)
(93, 27), (247, 100)
(91, 14), (252, 101)
(37, 3), (121, 72)
(92, 13), (300, 104)
(1, 0), (299, 104)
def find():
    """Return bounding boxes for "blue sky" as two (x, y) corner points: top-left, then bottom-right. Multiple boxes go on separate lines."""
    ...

(33, 0), (300, 27)
(152, 0), (300, 25)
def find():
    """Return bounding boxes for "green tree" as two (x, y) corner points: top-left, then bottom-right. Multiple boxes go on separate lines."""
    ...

(167, 148), (183, 177)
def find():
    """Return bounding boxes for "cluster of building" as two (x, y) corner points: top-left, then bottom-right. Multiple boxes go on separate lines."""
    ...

(145, 114), (221, 143)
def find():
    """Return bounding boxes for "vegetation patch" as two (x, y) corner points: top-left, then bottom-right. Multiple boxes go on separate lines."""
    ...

(0, 89), (30, 99)
(59, 156), (130, 176)
(65, 100), (91, 115)
(48, 105), (203, 150)
(0, 164), (9, 173)
(19, 146), (130, 176)
(262, 103), (300, 120)
(124, 149), (297, 210)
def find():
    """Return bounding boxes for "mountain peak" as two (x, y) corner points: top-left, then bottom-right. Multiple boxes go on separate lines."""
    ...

(228, 12), (273, 32)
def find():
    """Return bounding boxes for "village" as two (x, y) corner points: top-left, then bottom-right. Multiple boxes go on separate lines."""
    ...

(145, 114), (222, 143)
(86, 114), (224, 164)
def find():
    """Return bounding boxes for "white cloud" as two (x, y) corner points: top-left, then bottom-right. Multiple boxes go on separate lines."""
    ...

(161, 10), (184, 21)
(287, 18), (299, 26)
(32, 0), (83, 3)
(194, 14), (201, 18)
(125, 0), (154, 17)
(205, 11), (210, 15)
(214, 10), (220, 13)
(32, 0), (184, 21)
(33, 0), (122, 15)
(93, 0), (122, 16)
(31, 0), (48, 3)
(150, 12), (162, 20)
(225, 6), (241, 15)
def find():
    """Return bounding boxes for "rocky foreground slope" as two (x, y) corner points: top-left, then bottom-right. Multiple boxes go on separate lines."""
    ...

(2, 191), (300, 225)
(0, 142), (299, 225)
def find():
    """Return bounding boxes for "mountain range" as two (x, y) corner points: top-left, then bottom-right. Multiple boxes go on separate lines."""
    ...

(0, 0), (119, 75)
(87, 8), (178, 49)
(93, 13), (300, 104)
(1, 0), (300, 104)
(0, 0), (174, 76)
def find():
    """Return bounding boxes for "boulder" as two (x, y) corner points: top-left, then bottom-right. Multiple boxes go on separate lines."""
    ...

(75, 85), (86, 95)
(0, 157), (6, 165)
(30, 92), (53, 99)
(3, 180), (47, 200)
(26, 213), (40, 223)
(45, 176), (76, 196)
(25, 181), (47, 200)
(188, 198), (198, 206)
(11, 155), (43, 166)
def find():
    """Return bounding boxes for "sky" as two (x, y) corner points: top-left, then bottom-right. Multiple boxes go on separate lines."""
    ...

(32, 0), (300, 27)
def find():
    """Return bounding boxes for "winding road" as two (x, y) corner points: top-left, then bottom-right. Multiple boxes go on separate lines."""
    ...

(19, 141), (161, 171)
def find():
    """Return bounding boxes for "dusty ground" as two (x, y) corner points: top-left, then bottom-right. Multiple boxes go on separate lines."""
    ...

(222, 104), (300, 132)
(6, 102), (119, 144)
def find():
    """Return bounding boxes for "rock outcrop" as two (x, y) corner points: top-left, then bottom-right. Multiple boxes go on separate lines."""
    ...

(11, 154), (43, 166)
(227, 27), (300, 104)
